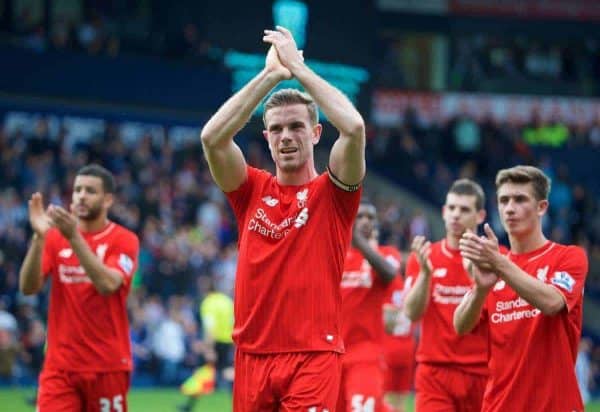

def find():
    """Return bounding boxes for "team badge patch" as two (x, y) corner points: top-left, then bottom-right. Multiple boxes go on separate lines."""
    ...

(551, 271), (575, 293)
(119, 254), (134, 275)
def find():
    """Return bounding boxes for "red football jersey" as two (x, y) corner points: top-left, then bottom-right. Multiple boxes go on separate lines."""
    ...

(340, 245), (401, 364)
(226, 166), (361, 353)
(406, 239), (488, 374)
(481, 241), (587, 412)
(41, 222), (139, 372)
(382, 274), (417, 367)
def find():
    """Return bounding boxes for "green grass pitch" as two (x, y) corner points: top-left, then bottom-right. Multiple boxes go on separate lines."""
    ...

(1, 388), (599, 411)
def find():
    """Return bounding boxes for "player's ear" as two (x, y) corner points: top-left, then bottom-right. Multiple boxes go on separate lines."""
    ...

(537, 199), (549, 217)
(312, 123), (322, 145)
(476, 209), (486, 225)
(104, 193), (114, 209)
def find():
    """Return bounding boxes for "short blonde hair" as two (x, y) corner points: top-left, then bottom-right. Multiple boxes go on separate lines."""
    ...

(495, 165), (551, 200)
(263, 88), (318, 127)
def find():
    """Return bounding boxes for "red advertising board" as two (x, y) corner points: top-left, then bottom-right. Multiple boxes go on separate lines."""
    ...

(372, 90), (600, 126)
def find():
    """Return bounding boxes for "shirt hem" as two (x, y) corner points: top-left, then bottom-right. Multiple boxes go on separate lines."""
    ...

(418, 361), (488, 376)
(236, 347), (345, 355)
(43, 365), (132, 373)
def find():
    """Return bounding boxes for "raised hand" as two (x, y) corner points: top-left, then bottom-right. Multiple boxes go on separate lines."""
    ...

(263, 26), (304, 75)
(265, 45), (292, 81)
(47, 204), (78, 240)
(28, 192), (52, 237)
(411, 235), (433, 277)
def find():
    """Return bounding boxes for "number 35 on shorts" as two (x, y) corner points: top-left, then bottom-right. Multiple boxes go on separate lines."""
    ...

(100, 394), (124, 412)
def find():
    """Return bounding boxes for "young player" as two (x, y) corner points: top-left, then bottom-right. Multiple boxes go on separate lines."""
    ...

(455, 165), (588, 411)
(403, 179), (491, 411)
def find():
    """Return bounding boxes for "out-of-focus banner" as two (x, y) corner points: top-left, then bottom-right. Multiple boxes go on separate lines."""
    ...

(372, 90), (600, 126)
(450, 0), (600, 21)
(376, 0), (448, 14)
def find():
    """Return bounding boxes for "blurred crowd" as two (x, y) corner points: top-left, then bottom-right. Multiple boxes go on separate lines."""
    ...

(367, 107), (600, 258)
(449, 34), (600, 94)
(1, 2), (224, 67)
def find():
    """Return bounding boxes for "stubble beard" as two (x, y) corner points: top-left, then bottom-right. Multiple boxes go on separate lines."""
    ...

(77, 205), (103, 222)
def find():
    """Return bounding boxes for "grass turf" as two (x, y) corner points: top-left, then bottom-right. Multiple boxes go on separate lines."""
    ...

(1, 388), (599, 411)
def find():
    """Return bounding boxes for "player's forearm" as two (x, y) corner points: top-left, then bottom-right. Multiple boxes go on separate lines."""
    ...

(69, 232), (123, 295)
(495, 256), (565, 315)
(292, 64), (365, 139)
(403, 272), (431, 321)
(353, 237), (396, 283)
(19, 234), (45, 295)
(200, 69), (282, 149)
(454, 285), (488, 335)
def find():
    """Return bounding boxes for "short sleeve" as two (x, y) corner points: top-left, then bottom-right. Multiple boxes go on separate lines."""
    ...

(225, 166), (261, 223)
(41, 234), (55, 278)
(547, 246), (588, 312)
(326, 174), (362, 227)
(104, 232), (140, 287)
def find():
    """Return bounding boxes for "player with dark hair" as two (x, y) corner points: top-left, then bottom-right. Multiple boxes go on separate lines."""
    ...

(337, 198), (400, 412)
(19, 163), (139, 411)
(403, 178), (491, 411)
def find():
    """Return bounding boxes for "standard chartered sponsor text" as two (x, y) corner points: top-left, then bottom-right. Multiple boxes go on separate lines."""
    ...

(432, 284), (471, 305)
(248, 208), (295, 239)
(492, 297), (541, 323)
(58, 264), (92, 283)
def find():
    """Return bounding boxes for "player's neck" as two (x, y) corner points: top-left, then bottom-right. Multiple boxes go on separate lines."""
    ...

(509, 230), (548, 254)
(77, 216), (111, 233)
(445, 235), (460, 250)
(276, 164), (318, 186)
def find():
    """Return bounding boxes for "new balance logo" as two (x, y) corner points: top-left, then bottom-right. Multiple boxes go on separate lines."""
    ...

(262, 196), (279, 207)
(433, 268), (447, 278)
(58, 248), (73, 258)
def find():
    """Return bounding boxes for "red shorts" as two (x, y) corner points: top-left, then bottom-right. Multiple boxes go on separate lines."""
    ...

(38, 368), (130, 412)
(233, 350), (341, 412)
(337, 361), (385, 412)
(415, 363), (487, 412)
(383, 361), (414, 394)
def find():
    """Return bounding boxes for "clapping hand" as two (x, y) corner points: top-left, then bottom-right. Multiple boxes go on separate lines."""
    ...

(47, 204), (78, 240)
(28, 193), (52, 238)
(459, 224), (500, 290)
(411, 235), (433, 277)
